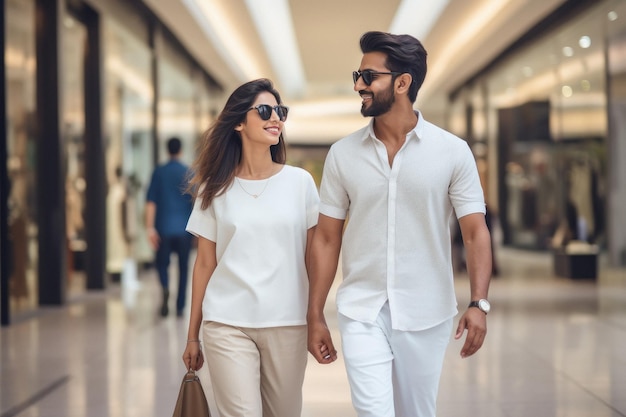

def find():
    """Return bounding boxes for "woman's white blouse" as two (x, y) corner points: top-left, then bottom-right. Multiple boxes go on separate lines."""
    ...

(186, 165), (319, 328)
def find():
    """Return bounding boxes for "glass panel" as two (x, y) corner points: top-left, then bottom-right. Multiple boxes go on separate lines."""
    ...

(158, 58), (196, 165)
(606, 0), (626, 265)
(152, 50), (197, 267)
(103, 18), (154, 273)
(61, 13), (87, 296)
(550, 8), (607, 249)
(483, 2), (609, 250)
(194, 73), (217, 148)
(5, 0), (38, 316)
(447, 91), (467, 139)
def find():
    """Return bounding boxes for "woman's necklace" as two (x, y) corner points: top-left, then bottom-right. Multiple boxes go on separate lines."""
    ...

(236, 176), (271, 199)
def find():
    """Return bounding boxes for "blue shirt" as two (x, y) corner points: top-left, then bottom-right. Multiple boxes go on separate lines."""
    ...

(146, 159), (193, 237)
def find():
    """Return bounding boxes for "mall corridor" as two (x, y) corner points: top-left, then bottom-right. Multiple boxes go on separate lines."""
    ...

(1, 247), (625, 417)
(3, 0), (626, 415)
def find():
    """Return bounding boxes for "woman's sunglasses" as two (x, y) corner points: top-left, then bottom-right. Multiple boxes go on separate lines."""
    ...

(247, 104), (289, 122)
(352, 69), (402, 86)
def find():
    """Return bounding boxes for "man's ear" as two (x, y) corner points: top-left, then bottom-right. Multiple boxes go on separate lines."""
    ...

(396, 73), (413, 95)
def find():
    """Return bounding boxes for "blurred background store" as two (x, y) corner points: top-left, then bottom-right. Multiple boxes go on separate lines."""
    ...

(2, 0), (626, 326)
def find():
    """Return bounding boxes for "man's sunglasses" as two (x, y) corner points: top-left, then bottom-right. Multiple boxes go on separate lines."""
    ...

(247, 104), (289, 122)
(352, 69), (402, 86)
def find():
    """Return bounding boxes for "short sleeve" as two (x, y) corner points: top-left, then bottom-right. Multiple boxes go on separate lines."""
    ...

(450, 142), (486, 218)
(185, 197), (217, 242)
(304, 172), (320, 229)
(146, 170), (159, 202)
(319, 146), (349, 220)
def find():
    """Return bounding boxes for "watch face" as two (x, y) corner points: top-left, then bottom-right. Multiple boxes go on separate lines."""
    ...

(479, 299), (491, 313)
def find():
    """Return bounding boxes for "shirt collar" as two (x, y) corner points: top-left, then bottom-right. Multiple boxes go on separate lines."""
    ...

(362, 110), (424, 143)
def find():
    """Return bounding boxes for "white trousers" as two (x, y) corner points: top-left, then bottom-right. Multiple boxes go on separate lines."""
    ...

(338, 302), (453, 417)
(202, 321), (308, 417)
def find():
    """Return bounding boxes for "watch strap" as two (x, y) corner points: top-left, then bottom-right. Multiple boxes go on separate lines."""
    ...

(468, 300), (488, 314)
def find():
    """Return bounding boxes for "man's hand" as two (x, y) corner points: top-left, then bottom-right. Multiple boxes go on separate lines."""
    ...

(455, 308), (487, 358)
(307, 316), (338, 364)
(147, 228), (160, 250)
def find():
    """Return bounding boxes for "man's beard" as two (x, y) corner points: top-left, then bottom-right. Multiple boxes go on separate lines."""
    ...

(360, 84), (395, 117)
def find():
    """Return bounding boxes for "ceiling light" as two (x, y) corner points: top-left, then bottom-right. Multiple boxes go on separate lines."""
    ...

(389, 0), (450, 40)
(183, 0), (262, 82)
(578, 36), (591, 49)
(522, 66), (534, 77)
(581, 80), (591, 91)
(562, 46), (574, 57)
(419, 0), (514, 100)
(244, 0), (306, 98)
(562, 85), (573, 97)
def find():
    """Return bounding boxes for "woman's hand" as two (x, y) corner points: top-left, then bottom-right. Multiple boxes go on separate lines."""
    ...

(182, 341), (204, 371)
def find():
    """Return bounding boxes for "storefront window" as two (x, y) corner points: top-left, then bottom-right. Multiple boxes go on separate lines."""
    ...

(103, 18), (154, 272)
(5, 0), (38, 316)
(61, 13), (88, 295)
(158, 51), (196, 165)
(447, 91), (467, 139)
(194, 73), (217, 145)
(479, 2), (610, 250)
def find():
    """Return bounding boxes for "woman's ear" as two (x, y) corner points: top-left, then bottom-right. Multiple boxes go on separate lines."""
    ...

(235, 122), (244, 132)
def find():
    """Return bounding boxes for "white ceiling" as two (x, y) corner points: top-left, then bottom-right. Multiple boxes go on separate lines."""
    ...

(141, 0), (568, 143)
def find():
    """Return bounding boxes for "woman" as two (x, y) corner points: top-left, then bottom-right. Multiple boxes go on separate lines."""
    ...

(182, 78), (319, 417)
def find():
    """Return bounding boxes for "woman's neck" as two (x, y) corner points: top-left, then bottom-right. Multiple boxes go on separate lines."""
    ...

(236, 157), (278, 180)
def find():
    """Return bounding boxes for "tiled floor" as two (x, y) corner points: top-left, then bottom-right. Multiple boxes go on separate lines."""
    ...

(1, 247), (625, 417)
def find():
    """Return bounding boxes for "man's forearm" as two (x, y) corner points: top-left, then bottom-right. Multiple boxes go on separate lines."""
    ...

(464, 226), (492, 300)
(145, 201), (156, 230)
(307, 240), (341, 319)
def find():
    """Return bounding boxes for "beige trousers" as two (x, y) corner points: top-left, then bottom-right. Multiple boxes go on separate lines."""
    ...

(202, 321), (308, 417)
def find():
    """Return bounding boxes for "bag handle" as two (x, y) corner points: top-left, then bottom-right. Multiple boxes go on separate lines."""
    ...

(183, 369), (200, 382)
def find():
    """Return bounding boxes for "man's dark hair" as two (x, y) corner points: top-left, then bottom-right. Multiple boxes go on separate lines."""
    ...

(167, 137), (182, 155)
(359, 31), (427, 103)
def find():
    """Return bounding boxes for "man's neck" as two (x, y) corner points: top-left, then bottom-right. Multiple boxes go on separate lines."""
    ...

(373, 107), (418, 144)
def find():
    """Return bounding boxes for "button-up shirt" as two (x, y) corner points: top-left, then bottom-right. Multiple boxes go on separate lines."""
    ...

(319, 111), (485, 331)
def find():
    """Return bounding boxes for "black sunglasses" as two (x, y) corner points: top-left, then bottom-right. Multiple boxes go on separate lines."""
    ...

(353, 69), (402, 86)
(247, 104), (289, 122)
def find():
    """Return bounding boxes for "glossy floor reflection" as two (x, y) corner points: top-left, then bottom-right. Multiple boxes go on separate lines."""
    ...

(1, 248), (625, 417)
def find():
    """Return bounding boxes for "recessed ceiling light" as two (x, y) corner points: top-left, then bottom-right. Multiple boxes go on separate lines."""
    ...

(562, 85), (573, 97)
(581, 80), (591, 91)
(562, 46), (574, 57)
(579, 36), (591, 49)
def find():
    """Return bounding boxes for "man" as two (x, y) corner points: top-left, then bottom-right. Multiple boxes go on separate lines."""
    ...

(146, 137), (193, 317)
(307, 31), (493, 417)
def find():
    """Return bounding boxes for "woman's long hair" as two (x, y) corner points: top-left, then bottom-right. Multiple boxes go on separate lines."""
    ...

(188, 78), (287, 209)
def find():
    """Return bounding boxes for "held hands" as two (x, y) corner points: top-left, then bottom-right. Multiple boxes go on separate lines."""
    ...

(182, 340), (204, 371)
(307, 316), (338, 364)
(455, 308), (487, 358)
